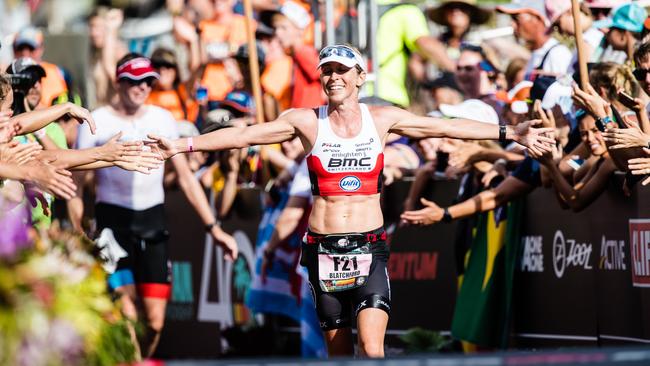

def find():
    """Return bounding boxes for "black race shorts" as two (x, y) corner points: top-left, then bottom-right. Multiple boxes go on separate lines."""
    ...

(301, 227), (391, 330)
(96, 203), (172, 299)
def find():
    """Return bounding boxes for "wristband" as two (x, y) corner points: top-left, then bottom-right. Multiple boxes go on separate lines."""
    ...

(499, 125), (507, 143)
(205, 222), (216, 232)
(187, 137), (194, 152)
(442, 207), (453, 223)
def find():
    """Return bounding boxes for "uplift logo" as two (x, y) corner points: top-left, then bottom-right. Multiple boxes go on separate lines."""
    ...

(339, 176), (361, 191)
(552, 230), (593, 278)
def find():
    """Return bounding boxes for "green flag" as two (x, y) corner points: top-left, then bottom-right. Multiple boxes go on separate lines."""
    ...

(450, 199), (523, 348)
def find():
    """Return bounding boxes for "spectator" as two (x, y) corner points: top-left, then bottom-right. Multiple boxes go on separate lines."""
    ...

(258, 24), (293, 120)
(12, 26), (68, 108)
(585, 0), (625, 20)
(592, 2), (647, 61)
(75, 53), (237, 358)
(426, 0), (492, 61)
(375, 0), (455, 107)
(545, 0), (601, 72)
(147, 48), (199, 123)
(264, 1), (323, 109)
(454, 44), (506, 124)
(497, 0), (572, 78)
(423, 72), (463, 112)
(197, 0), (254, 101)
(88, 7), (128, 109)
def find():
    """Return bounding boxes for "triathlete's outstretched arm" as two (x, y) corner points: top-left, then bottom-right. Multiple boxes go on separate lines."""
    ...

(147, 112), (301, 159)
(383, 107), (554, 154)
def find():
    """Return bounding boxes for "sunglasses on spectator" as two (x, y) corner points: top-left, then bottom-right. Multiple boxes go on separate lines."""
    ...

(121, 77), (156, 87)
(633, 68), (650, 81)
(457, 61), (495, 73)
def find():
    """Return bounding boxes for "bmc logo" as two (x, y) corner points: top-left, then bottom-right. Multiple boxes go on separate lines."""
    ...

(328, 157), (371, 168)
(629, 219), (650, 287)
(339, 176), (361, 191)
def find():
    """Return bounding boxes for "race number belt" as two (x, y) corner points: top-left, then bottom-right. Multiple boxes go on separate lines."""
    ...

(307, 230), (385, 293)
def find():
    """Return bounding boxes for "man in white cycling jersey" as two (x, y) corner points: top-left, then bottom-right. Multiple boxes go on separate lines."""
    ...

(75, 53), (238, 358)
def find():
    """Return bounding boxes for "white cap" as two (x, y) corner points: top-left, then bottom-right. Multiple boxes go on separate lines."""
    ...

(280, 1), (310, 29)
(541, 79), (573, 114)
(317, 45), (366, 72)
(439, 99), (499, 125)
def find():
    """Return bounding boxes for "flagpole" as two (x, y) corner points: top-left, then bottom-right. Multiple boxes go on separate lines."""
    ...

(571, 0), (588, 89)
(243, 0), (265, 124)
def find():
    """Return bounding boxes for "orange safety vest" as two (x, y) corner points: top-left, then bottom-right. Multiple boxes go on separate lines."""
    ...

(261, 55), (293, 112)
(199, 15), (255, 101)
(39, 61), (68, 107)
(146, 84), (198, 122)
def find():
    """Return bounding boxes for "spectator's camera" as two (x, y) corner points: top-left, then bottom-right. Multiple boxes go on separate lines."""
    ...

(8, 73), (38, 96)
(7, 72), (39, 115)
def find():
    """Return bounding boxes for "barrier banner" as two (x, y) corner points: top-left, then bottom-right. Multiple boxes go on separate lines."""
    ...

(155, 178), (650, 357)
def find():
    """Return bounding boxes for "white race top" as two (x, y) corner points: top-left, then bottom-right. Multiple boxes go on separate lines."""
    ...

(525, 38), (573, 76)
(76, 105), (179, 211)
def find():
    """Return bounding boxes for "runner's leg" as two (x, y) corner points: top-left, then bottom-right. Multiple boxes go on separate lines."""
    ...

(324, 328), (354, 356)
(140, 297), (168, 357)
(357, 308), (388, 357)
(114, 284), (142, 360)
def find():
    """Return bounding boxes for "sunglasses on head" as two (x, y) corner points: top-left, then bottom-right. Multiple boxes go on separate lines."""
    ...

(633, 68), (650, 81)
(319, 45), (358, 60)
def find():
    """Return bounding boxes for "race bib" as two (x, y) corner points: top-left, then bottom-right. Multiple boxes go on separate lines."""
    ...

(318, 253), (372, 292)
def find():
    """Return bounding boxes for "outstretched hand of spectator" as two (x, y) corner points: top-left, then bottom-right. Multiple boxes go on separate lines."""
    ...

(66, 103), (97, 135)
(173, 16), (198, 44)
(0, 141), (42, 165)
(400, 197), (444, 226)
(0, 114), (19, 143)
(534, 100), (556, 128)
(105, 8), (124, 32)
(572, 83), (611, 119)
(114, 150), (164, 174)
(210, 225), (238, 261)
(97, 132), (144, 162)
(146, 134), (180, 160)
(512, 119), (555, 155)
(628, 149), (650, 186)
(528, 140), (562, 166)
(24, 183), (50, 216)
(21, 159), (77, 200)
(603, 116), (650, 149)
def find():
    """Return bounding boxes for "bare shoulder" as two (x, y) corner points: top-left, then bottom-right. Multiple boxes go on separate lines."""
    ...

(280, 107), (319, 124)
(367, 105), (412, 132)
(277, 107), (319, 134)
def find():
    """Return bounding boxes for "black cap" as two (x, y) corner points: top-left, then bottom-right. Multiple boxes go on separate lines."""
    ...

(6, 57), (46, 78)
(235, 43), (266, 68)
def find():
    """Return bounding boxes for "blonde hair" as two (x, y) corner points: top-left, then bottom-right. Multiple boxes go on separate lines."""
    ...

(589, 62), (640, 101)
(0, 73), (11, 103)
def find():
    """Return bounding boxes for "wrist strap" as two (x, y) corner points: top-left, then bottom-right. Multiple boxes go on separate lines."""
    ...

(187, 137), (194, 152)
(499, 125), (507, 143)
(205, 222), (215, 232)
(442, 207), (453, 223)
